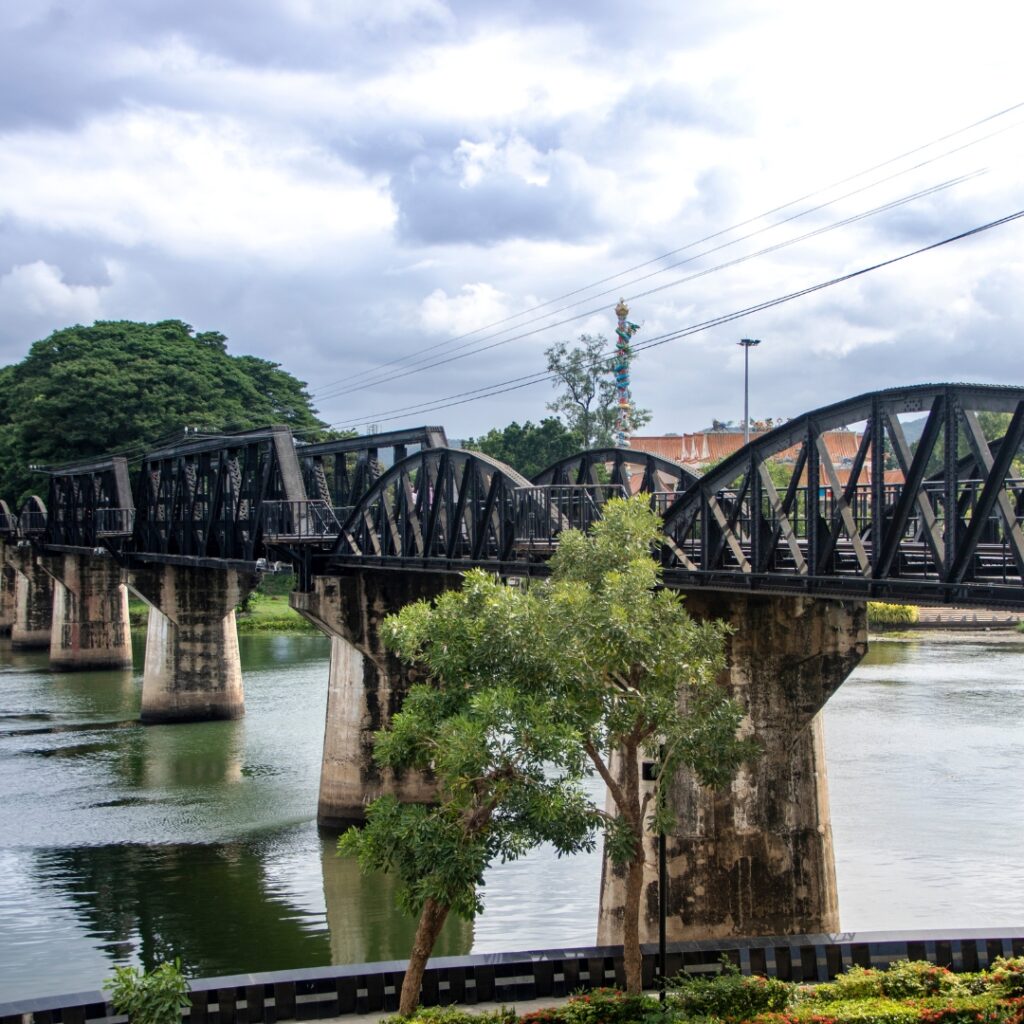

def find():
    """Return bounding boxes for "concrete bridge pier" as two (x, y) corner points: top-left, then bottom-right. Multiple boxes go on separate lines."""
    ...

(128, 565), (258, 723)
(597, 593), (867, 944)
(4, 545), (54, 650)
(39, 552), (132, 671)
(291, 570), (451, 830)
(0, 560), (15, 636)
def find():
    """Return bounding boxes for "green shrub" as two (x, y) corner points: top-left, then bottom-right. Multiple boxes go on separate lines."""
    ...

(878, 962), (960, 1000)
(668, 961), (793, 1020)
(386, 1007), (516, 1024)
(749, 993), (1015, 1024)
(867, 603), (919, 628)
(811, 967), (884, 1002)
(103, 959), (190, 1024)
(989, 957), (1024, 997)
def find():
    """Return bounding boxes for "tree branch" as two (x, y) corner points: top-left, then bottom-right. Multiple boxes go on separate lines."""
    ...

(584, 738), (628, 813)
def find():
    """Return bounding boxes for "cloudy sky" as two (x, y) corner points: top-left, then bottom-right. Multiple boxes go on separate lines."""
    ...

(1, 0), (1023, 441)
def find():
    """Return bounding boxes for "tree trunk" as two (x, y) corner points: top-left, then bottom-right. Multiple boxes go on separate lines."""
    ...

(621, 738), (645, 995)
(399, 897), (451, 1016)
(621, 836), (646, 993)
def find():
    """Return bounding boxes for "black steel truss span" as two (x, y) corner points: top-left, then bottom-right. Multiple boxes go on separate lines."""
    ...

(133, 426), (305, 561)
(659, 383), (1024, 604)
(42, 457), (134, 549)
(532, 447), (699, 505)
(328, 448), (529, 564)
(298, 425), (448, 521)
(11, 383), (1024, 607)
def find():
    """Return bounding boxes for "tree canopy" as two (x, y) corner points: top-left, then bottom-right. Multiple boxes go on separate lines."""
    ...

(341, 497), (753, 1007)
(545, 334), (651, 449)
(340, 571), (598, 1014)
(463, 417), (581, 478)
(0, 320), (328, 502)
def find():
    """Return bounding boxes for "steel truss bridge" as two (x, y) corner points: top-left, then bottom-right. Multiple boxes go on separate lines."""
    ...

(4, 383), (1024, 608)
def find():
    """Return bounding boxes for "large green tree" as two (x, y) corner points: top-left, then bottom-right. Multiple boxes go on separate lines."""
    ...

(545, 334), (651, 448)
(342, 497), (753, 1006)
(0, 320), (328, 502)
(463, 417), (581, 478)
(339, 571), (598, 1014)
(536, 497), (754, 992)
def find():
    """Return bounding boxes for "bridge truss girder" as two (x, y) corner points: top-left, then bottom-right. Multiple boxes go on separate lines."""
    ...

(660, 383), (1024, 604)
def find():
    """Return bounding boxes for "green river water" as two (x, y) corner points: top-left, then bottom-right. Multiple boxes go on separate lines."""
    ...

(0, 630), (1022, 1002)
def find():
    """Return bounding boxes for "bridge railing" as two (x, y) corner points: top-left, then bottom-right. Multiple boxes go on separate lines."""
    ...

(262, 500), (342, 543)
(94, 508), (135, 537)
(19, 508), (46, 537)
(514, 484), (627, 551)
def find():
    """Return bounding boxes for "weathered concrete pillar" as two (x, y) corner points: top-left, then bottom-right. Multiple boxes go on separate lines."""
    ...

(39, 552), (132, 671)
(5, 546), (54, 650)
(128, 565), (257, 723)
(291, 570), (453, 830)
(597, 593), (867, 944)
(0, 562), (15, 636)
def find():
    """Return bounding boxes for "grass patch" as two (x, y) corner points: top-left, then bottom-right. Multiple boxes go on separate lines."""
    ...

(235, 593), (318, 634)
(127, 589), (319, 634)
(868, 603), (919, 629)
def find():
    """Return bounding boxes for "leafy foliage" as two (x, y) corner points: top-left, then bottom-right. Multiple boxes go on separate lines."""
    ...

(878, 963), (960, 1000)
(0, 320), (328, 502)
(386, 958), (1024, 1024)
(867, 604), (919, 628)
(103, 958), (191, 1024)
(545, 335), (651, 448)
(464, 417), (582, 479)
(989, 957), (1024, 997)
(668, 960), (793, 1019)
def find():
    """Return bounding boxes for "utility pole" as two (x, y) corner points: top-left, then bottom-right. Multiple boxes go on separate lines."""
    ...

(738, 338), (761, 445)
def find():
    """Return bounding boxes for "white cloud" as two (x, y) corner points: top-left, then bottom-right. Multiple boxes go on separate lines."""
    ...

(419, 283), (511, 335)
(0, 261), (109, 321)
(0, 108), (395, 263)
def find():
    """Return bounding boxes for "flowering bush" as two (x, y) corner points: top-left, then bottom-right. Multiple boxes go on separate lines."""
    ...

(668, 961), (793, 1020)
(989, 959), (1024, 998)
(813, 967), (884, 1002)
(880, 963), (961, 1000)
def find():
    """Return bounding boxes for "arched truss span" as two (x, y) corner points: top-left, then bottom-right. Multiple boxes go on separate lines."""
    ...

(334, 448), (531, 564)
(0, 500), (16, 539)
(532, 448), (699, 496)
(18, 496), (48, 539)
(661, 383), (1024, 601)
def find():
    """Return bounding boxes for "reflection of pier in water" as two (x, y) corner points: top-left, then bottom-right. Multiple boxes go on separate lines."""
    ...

(320, 836), (471, 966)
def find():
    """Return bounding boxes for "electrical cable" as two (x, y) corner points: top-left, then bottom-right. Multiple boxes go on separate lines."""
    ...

(318, 207), (1024, 430)
(310, 101), (1024, 398)
(311, 170), (984, 404)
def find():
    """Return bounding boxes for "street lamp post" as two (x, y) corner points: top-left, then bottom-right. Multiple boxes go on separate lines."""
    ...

(738, 338), (761, 445)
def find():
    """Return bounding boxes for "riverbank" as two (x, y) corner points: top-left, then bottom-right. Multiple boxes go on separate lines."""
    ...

(870, 605), (1023, 633)
(128, 593), (318, 633)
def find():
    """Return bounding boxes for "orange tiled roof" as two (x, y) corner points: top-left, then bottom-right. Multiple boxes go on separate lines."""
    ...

(629, 431), (908, 485)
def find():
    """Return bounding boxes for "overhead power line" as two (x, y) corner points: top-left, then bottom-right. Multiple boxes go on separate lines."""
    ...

(313, 170), (983, 403)
(310, 100), (1024, 400)
(315, 207), (1024, 431)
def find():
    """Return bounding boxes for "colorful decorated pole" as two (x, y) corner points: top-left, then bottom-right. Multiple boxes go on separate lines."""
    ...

(613, 298), (641, 447)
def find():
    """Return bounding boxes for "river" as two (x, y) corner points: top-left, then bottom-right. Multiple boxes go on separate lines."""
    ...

(1, 630), (1022, 1002)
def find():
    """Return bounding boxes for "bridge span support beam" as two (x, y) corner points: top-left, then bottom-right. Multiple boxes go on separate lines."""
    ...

(128, 565), (257, 723)
(291, 570), (451, 831)
(597, 593), (867, 945)
(3, 545), (54, 650)
(39, 552), (133, 671)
